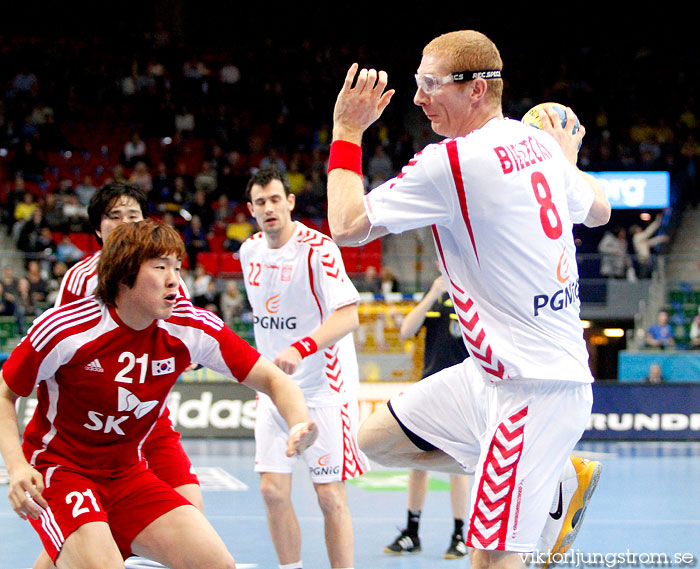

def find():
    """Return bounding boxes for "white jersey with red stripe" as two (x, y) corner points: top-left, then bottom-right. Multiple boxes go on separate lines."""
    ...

(239, 221), (360, 406)
(2, 297), (260, 476)
(364, 117), (595, 384)
(54, 251), (191, 307)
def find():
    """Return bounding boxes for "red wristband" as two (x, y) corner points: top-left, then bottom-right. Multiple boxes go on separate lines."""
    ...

(328, 140), (363, 177)
(291, 336), (318, 359)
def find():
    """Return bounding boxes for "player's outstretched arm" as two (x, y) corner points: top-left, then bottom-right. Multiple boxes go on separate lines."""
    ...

(400, 276), (447, 341)
(0, 374), (48, 520)
(328, 63), (394, 246)
(242, 357), (317, 455)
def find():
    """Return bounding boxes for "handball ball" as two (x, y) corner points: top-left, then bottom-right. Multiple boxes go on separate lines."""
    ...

(522, 102), (579, 134)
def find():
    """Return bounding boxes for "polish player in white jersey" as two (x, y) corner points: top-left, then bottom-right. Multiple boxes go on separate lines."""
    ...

(0, 220), (317, 569)
(327, 31), (611, 568)
(239, 167), (367, 569)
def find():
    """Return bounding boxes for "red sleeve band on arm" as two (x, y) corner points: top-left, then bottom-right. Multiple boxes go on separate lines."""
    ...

(327, 140), (363, 177)
(291, 336), (318, 359)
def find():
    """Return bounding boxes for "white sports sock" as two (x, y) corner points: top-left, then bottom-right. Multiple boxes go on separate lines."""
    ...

(279, 562), (302, 569)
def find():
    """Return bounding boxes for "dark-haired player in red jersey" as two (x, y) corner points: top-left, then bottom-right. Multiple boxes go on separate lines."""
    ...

(0, 220), (317, 569)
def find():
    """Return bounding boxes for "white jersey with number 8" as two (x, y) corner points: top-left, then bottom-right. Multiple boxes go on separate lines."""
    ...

(364, 117), (595, 384)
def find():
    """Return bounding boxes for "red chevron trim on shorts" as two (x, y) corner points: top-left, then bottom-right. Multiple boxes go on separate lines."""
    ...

(467, 405), (528, 550)
(340, 402), (365, 480)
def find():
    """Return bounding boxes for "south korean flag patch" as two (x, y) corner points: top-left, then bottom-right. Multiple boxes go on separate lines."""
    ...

(152, 357), (176, 376)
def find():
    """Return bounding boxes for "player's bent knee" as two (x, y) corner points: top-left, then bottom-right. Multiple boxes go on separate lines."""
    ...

(314, 482), (348, 516)
(259, 478), (291, 508)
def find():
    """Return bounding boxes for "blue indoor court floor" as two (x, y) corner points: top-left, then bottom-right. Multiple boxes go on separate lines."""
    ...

(2, 440), (699, 568)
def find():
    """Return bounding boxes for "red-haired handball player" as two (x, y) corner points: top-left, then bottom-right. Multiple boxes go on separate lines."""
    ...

(327, 30), (610, 569)
(0, 220), (317, 569)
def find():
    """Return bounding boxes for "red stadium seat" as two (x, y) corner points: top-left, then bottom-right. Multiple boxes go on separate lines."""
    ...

(219, 253), (243, 275)
(195, 252), (220, 275)
(208, 235), (226, 252)
(340, 247), (360, 274)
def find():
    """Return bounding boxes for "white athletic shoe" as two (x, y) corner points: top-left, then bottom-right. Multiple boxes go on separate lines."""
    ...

(539, 456), (602, 567)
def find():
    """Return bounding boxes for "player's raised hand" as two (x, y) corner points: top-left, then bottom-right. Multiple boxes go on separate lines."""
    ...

(332, 63), (395, 143)
(8, 463), (47, 520)
(286, 421), (319, 456)
(539, 104), (585, 166)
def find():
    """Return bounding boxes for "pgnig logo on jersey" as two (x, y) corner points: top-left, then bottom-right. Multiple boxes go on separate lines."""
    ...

(253, 315), (297, 330)
(309, 454), (340, 476)
(533, 279), (580, 317)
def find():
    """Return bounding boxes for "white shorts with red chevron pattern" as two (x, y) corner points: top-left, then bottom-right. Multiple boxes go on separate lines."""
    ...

(388, 358), (592, 552)
(254, 395), (369, 483)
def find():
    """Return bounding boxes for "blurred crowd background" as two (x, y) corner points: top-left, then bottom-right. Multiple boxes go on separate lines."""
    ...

(0, 2), (697, 371)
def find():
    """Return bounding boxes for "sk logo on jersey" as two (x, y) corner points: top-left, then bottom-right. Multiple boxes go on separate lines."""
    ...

(152, 357), (175, 376)
(117, 387), (158, 418)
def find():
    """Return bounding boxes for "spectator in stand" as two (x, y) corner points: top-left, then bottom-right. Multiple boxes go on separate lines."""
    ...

(259, 147), (287, 173)
(645, 310), (675, 349)
(9, 140), (46, 183)
(61, 193), (90, 232)
(41, 192), (67, 232)
(186, 189), (214, 230)
(15, 276), (40, 334)
(212, 194), (234, 231)
(150, 161), (175, 206)
(75, 174), (98, 206)
(689, 306), (700, 349)
(0, 281), (15, 317)
(193, 279), (222, 316)
(102, 163), (129, 187)
(220, 279), (245, 327)
(644, 363), (665, 384)
(25, 260), (48, 306)
(598, 226), (632, 279)
(194, 159), (218, 193)
(630, 213), (669, 279)
(56, 234), (85, 266)
(13, 191), (39, 227)
(1, 267), (19, 305)
(17, 208), (48, 256)
(3, 175), (29, 229)
(175, 105), (197, 136)
(189, 263), (213, 298)
(46, 260), (68, 305)
(33, 227), (57, 276)
(122, 130), (148, 167)
(286, 158), (307, 195)
(182, 214), (210, 271)
(367, 144), (394, 188)
(380, 267), (401, 296)
(129, 160), (153, 193)
(356, 265), (381, 294)
(223, 211), (254, 252)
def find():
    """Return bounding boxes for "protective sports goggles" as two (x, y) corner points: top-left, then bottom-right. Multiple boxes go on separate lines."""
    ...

(414, 69), (502, 94)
